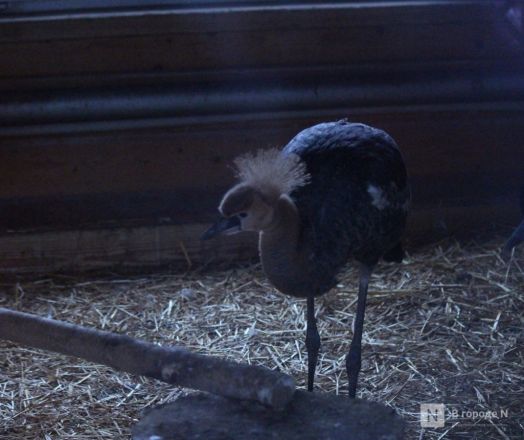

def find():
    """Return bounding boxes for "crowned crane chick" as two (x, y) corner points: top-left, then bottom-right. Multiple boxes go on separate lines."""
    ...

(502, 184), (524, 259)
(202, 120), (410, 397)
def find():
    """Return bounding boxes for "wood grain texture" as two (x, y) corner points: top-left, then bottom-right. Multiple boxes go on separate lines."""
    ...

(1, 1), (522, 273)
(0, 223), (258, 274)
(1, 107), (523, 204)
(0, 307), (296, 409)
(0, 202), (520, 275)
(0, 2), (517, 82)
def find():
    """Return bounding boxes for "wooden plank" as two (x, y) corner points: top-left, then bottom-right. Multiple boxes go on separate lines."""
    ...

(0, 2), (496, 42)
(0, 2), (515, 80)
(0, 171), (521, 233)
(1, 106), (523, 199)
(4, 70), (523, 128)
(0, 223), (258, 274)
(0, 201), (520, 275)
(0, 126), (249, 198)
(0, 190), (224, 232)
(0, 23), (505, 79)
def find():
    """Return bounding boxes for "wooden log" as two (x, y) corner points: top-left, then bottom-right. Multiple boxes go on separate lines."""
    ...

(0, 307), (295, 409)
(132, 391), (405, 440)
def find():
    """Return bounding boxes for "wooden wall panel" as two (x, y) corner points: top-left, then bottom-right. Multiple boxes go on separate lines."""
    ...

(1, 106), (523, 233)
(0, 1), (523, 273)
(0, 2), (517, 83)
(0, 23), (507, 78)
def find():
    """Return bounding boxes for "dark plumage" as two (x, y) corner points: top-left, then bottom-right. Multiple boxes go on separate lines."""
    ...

(203, 120), (410, 397)
(282, 121), (409, 294)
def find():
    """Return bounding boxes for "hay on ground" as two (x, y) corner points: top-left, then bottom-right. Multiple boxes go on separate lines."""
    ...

(0, 235), (523, 439)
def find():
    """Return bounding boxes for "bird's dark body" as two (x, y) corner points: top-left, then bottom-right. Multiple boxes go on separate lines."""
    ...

(282, 121), (410, 297)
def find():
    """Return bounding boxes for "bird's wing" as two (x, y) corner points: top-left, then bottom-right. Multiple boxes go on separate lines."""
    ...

(284, 121), (409, 275)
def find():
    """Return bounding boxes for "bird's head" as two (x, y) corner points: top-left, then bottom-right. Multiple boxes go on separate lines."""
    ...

(202, 148), (310, 240)
(201, 183), (276, 239)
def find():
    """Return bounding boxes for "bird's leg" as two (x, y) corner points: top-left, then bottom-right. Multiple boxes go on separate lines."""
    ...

(305, 296), (320, 392)
(347, 263), (374, 398)
(502, 218), (524, 260)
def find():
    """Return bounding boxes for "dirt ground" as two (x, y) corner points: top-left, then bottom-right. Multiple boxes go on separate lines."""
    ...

(1, 235), (523, 439)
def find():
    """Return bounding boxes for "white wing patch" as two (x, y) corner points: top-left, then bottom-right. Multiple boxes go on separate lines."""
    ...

(367, 184), (389, 210)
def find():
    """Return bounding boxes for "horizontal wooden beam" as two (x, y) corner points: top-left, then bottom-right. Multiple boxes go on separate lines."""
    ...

(2, 104), (523, 195)
(0, 165), (522, 233)
(0, 222), (258, 274)
(0, 1), (499, 42)
(0, 1), (519, 83)
(0, 201), (520, 275)
(2, 69), (523, 135)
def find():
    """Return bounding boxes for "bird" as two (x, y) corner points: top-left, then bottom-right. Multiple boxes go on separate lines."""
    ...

(202, 120), (410, 397)
(502, 184), (524, 260)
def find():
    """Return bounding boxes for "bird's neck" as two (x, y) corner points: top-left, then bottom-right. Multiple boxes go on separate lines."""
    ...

(259, 195), (310, 296)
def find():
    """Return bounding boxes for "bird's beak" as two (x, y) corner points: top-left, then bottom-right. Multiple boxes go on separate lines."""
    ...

(201, 216), (241, 240)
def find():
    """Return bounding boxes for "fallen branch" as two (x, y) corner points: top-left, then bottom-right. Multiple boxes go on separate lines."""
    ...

(0, 307), (295, 409)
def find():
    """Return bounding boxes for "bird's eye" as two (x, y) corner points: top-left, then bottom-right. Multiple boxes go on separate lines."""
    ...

(238, 213), (248, 219)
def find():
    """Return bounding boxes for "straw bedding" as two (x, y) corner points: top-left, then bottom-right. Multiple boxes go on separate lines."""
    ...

(1, 236), (522, 439)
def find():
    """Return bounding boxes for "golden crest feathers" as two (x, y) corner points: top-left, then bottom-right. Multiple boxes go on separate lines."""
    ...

(233, 148), (310, 195)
